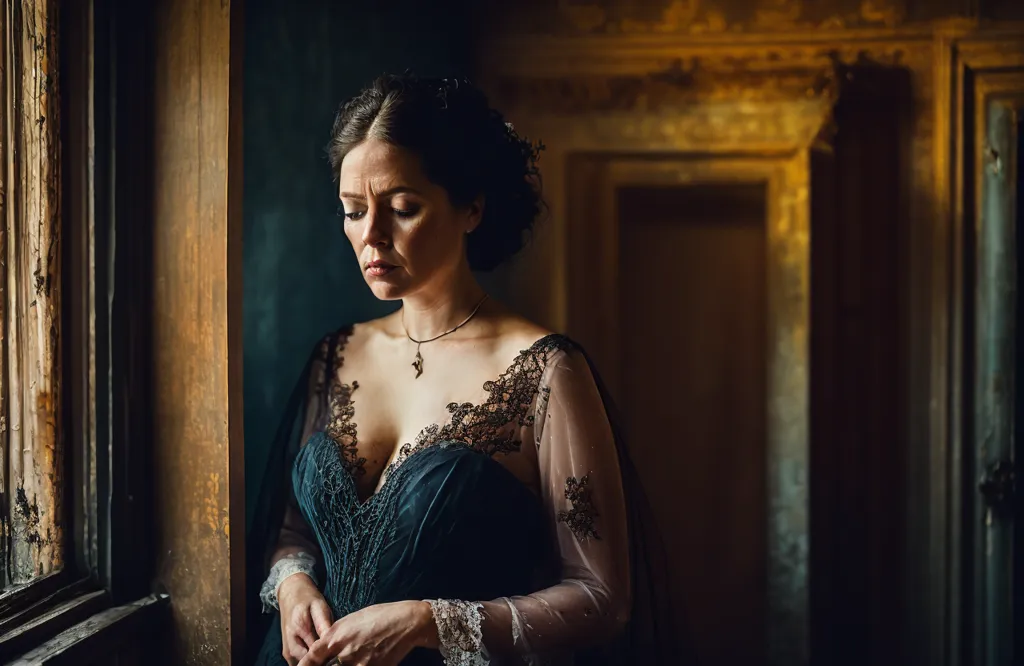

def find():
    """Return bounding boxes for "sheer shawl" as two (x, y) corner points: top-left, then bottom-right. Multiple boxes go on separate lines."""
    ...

(245, 333), (688, 665)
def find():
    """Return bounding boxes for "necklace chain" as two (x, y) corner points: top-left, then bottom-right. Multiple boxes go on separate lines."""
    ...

(403, 294), (489, 378)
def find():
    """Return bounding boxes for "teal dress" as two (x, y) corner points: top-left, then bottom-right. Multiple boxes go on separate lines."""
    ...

(247, 329), (682, 665)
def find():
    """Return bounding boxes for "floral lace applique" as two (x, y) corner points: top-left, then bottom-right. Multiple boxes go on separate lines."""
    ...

(558, 475), (601, 541)
(323, 332), (574, 483)
(387, 335), (573, 476)
(324, 328), (367, 478)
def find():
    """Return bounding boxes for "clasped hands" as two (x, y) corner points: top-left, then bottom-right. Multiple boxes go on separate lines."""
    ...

(278, 575), (438, 666)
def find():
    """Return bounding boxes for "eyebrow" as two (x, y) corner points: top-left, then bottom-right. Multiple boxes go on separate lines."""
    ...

(339, 186), (421, 201)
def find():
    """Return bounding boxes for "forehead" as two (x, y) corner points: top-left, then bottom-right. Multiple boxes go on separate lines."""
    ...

(338, 139), (427, 194)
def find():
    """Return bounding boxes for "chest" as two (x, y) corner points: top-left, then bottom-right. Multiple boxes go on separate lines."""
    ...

(320, 342), (548, 499)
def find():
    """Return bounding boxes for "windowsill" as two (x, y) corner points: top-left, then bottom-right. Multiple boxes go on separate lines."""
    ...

(2, 592), (169, 664)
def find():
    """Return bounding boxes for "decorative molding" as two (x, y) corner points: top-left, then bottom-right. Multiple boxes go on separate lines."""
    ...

(492, 0), (911, 37)
(481, 35), (929, 78)
(955, 35), (1024, 68)
(493, 57), (837, 113)
(517, 100), (831, 153)
(485, 48), (845, 153)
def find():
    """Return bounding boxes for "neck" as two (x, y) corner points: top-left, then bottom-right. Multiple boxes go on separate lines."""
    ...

(401, 263), (486, 341)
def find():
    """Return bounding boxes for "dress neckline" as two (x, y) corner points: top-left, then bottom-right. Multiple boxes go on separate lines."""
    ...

(321, 327), (573, 502)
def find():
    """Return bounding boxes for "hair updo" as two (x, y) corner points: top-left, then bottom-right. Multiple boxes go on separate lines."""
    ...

(327, 72), (545, 272)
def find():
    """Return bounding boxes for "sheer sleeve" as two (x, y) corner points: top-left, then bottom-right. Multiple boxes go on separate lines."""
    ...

(429, 347), (631, 663)
(261, 336), (334, 609)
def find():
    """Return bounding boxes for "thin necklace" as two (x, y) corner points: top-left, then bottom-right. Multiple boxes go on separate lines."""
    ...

(403, 294), (489, 379)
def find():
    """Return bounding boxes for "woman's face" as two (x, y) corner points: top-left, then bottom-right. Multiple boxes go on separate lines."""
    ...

(338, 138), (481, 301)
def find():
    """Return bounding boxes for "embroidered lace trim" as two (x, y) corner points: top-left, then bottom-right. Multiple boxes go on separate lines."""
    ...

(558, 475), (601, 541)
(428, 599), (489, 666)
(388, 335), (572, 478)
(260, 552), (318, 613)
(323, 331), (573, 486)
(324, 328), (367, 477)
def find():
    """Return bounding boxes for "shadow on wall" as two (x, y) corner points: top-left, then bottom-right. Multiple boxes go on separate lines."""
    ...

(243, 0), (491, 527)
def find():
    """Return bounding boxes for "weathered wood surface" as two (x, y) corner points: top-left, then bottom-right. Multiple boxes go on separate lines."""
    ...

(7, 593), (169, 665)
(0, 589), (106, 658)
(0, 0), (64, 586)
(150, 0), (244, 663)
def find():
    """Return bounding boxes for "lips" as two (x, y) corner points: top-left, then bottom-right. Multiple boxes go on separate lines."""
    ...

(365, 260), (397, 277)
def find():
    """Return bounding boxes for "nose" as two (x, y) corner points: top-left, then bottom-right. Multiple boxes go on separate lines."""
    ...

(361, 208), (390, 249)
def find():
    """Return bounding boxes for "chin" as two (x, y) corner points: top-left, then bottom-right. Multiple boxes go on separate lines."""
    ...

(366, 278), (409, 301)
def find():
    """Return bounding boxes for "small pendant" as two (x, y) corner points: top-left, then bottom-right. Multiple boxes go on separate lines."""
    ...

(412, 347), (424, 379)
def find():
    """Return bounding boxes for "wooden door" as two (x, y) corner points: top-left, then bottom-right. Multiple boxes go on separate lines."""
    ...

(616, 183), (769, 666)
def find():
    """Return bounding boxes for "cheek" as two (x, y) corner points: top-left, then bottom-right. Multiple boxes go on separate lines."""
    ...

(399, 218), (463, 268)
(343, 223), (363, 250)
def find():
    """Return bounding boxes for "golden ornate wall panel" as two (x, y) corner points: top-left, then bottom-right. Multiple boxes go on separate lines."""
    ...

(476, 4), (1024, 662)
(480, 37), (839, 666)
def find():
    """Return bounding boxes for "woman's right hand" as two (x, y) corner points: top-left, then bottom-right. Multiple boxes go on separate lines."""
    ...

(278, 574), (335, 666)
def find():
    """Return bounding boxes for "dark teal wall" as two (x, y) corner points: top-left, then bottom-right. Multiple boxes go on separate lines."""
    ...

(243, 0), (476, 527)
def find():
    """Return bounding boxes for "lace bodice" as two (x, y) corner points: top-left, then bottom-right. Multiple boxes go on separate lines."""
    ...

(266, 326), (631, 664)
(318, 329), (570, 490)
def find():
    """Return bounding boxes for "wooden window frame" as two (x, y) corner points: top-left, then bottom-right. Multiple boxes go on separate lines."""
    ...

(0, 0), (167, 660)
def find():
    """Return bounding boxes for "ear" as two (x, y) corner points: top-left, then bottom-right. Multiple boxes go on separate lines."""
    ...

(464, 195), (485, 234)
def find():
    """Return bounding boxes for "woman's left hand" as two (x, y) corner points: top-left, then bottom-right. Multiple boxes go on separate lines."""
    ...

(296, 600), (438, 666)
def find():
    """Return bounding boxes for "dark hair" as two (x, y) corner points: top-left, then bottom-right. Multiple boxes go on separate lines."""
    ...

(327, 72), (544, 272)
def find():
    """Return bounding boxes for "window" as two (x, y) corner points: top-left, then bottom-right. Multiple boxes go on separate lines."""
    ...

(0, 0), (165, 660)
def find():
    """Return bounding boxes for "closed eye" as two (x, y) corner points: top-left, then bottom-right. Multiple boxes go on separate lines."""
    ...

(337, 204), (365, 221)
(336, 204), (417, 220)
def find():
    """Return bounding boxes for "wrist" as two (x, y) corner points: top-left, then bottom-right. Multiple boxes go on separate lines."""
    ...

(411, 600), (440, 649)
(277, 572), (316, 601)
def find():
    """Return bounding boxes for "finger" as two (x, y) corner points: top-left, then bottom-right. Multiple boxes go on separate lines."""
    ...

(287, 641), (308, 662)
(296, 645), (327, 666)
(300, 638), (338, 666)
(281, 628), (306, 665)
(310, 601), (335, 638)
(292, 616), (317, 648)
(293, 628), (316, 650)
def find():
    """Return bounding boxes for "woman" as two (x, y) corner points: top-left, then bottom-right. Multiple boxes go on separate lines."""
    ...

(247, 73), (674, 666)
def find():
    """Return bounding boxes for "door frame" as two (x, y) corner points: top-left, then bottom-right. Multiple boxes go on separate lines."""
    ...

(565, 152), (813, 666)
(954, 40), (1019, 663)
(952, 38), (1024, 666)
(479, 45), (837, 666)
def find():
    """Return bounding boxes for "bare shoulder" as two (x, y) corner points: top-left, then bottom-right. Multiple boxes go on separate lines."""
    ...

(489, 307), (591, 376)
(486, 304), (556, 353)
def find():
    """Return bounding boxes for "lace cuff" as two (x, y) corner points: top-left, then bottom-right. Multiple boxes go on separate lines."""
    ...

(260, 552), (318, 613)
(427, 599), (489, 666)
